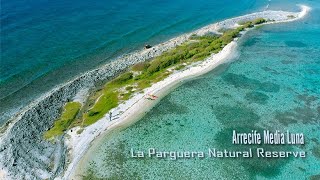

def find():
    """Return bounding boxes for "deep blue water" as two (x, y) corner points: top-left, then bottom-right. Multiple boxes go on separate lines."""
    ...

(0, 0), (269, 124)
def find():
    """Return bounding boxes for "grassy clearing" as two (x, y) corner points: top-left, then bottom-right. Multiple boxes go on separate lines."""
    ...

(44, 102), (81, 140)
(83, 91), (119, 126)
(45, 18), (267, 136)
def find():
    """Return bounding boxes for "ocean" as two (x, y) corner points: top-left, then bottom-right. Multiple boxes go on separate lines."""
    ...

(1, 0), (268, 125)
(74, 0), (320, 179)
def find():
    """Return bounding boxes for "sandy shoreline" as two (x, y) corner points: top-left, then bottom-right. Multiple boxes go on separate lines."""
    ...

(66, 41), (238, 180)
(61, 5), (310, 180)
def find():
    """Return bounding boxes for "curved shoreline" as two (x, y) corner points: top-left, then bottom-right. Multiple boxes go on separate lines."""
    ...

(0, 5), (310, 180)
(70, 42), (239, 180)
(66, 5), (310, 180)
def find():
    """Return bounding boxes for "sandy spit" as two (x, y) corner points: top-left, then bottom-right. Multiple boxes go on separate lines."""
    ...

(59, 5), (310, 180)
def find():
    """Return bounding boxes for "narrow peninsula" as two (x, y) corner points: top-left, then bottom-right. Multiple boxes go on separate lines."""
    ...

(0, 5), (310, 180)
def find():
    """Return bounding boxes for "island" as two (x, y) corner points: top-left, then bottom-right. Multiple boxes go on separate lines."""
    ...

(0, 5), (310, 180)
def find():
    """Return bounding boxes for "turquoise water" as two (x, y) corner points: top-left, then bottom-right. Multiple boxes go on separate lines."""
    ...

(79, 1), (320, 179)
(0, 0), (268, 124)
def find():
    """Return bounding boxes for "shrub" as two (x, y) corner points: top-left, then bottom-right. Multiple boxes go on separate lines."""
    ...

(132, 62), (149, 71)
(236, 26), (245, 31)
(147, 59), (162, 74)
(252, 18), (266, 25)
(220, 34), (234, 44)
(175, 64), (186, 70)
(192, 51), (210, 61)
(188, 49), (199, 56)
(125, 86), (133, 91)
(200, 33), (218, 40)
(187, 42), (201, 50)
(242, 22), (254, 28)
(113, 72), (133, 84)
(88, 111), (99, 117)
(199, 40), (210, 48)
(160, 56), (176, 69)
(174, 49), (188, 60)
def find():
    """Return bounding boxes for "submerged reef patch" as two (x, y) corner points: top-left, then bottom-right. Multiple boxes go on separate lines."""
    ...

(310, 174), (320, 180)
(222, 73), (280, 92)
(244, 37), (260, 46)
(297, 94), (319, 106)
(312, 145), (320, 159)
(153, 94), (189, 115)
(245, 91), (269, 104)
(211, 105), (260, 127)
(285, 41), (307, 47)
(275, 106), (318, 126)
(214, 126), (292, 179)
(84, 139), (132, 180)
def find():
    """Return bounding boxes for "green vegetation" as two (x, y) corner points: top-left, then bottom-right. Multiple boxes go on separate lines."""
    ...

(252, 18), (267, 25)
(44, 102), (81, 140)
(131, 62), (149, 71)
(113, 72), (133, 84)
(175, 64), (186, 70)
(83, 91), (119, 126)
(238, 18), (266, 26)
(45, 18), (267, 138)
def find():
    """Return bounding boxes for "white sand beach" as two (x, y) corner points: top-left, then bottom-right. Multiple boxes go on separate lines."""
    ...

(61, 5), (310, 180)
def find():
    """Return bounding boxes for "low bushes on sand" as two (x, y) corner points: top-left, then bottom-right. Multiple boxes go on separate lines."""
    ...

(46, 18), (267, 138)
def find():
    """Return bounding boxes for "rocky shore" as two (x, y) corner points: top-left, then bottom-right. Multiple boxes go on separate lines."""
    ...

(0, 18), (195, 180)
(0, 5), (309, 179)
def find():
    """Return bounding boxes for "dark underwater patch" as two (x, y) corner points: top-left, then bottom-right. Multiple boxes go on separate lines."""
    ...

(182, 78), (211, 90)
(310, 174), (320, 180)
(281, 60), (294, 64)
(275, 113), (298, 126)
(212, 105), (260, 127)
(153, 95), (189, 115)
(261, 67), (280, 75)
(245, 92), (269, 104)
(285, 41), (307, 47)
(244, 37), (260, 46)
(275, 106), (318, 126)
(83, 140), (131, 179)
(312, 145), (320, 159)
(222, 73), (280, 92)
(297, 94), (318, 106)
(214, 127), (293, 178)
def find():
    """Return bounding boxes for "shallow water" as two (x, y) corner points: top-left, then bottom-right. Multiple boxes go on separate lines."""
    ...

(78, 1), (320, 179)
